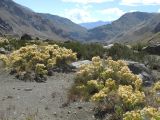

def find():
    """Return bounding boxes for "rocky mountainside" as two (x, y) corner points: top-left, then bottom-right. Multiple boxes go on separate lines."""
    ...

(0, 0), (87, 40)
(87, 12), (157, 42)
(109, 13), (160, 44)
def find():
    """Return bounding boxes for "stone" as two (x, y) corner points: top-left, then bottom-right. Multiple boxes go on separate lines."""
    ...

(34, 74), (47, 83)
(0, 47), (6, 54)
(24, 88), (32, 91)
(126, 61), (155, 86)
(103, 44), (114, 49)
(142, 44), (160, 55)
(48, 69), (54, 76)
(71, 60), (91, 69)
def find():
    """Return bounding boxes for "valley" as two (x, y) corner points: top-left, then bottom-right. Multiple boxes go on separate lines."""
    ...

(0, 0), (159, 120)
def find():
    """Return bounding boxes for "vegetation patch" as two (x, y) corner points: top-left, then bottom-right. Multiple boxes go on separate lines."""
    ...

(0, 44), (77, 82)
(69, 56), (160, 119)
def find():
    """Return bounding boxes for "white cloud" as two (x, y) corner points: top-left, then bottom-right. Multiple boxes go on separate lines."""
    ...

(158, 9), (160, 13)
(121, 0), (160, 6)
(62, 0), (114, 4)
(63, 7), (97, 23)
(100, 8), (125, 21)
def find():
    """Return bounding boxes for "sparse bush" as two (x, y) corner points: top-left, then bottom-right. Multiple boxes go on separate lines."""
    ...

(21, 34), (32, 40)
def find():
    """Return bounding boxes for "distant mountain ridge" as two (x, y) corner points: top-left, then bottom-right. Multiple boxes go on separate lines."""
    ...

(0, 0), (160, 44)
(87, 12), (156, 42)
(79, 21), (111, 29)
(0, 0), (87, 40)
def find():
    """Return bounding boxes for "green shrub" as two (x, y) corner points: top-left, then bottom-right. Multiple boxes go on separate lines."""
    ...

(105, 43), (147, 62)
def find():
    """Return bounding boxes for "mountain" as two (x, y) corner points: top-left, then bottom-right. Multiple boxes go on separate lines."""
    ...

(0, 0), (160, 44)
(79, 21), (111, 29)
(111, 13), (160, 44)
(0, 0), (87, 40)
(87, 12), (157, 42)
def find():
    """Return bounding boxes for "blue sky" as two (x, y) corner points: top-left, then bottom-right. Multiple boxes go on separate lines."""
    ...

(13, 0), (160, 23)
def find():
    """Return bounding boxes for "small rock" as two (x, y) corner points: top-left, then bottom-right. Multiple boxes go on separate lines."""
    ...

(71, 60), (91, 69)
(53, 112), (57, 116)
(48, 70), (54, 76)
(24, 88), (32, 91)
(68, 111), (71, 114)
(0, 47), (6, 54)
(77, 106), (83, 110)
(7, 96), (13, 99)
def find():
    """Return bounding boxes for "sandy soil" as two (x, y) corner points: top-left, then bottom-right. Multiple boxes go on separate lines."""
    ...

(0, 69), (95, 120)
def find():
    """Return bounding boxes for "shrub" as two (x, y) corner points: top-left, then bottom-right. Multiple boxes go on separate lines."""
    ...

(21, 34), (32, 40)
(0, 44), (77, 80)
(123, 107), (160, 120)
(70, 56), (159, 119)
(49, 41), (105, 60)
(73, 57), (144, 104)
(105, 43), (146, 62)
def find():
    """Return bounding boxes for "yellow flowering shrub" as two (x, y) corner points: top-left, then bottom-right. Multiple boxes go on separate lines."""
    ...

(153, 81), (160, 91)
(76, 56), (103, 82)
(76, 57), (144, 103)
(0, 54), (9, 66)
(73, 56), (159, 119)
(123, 107), (160, 120)
(152, 81), (160, 103)
(0, 44), (77, 76)
(35, 64), (48, 75)
(118, 85), (145, 106)
(91, 89), (108, 102)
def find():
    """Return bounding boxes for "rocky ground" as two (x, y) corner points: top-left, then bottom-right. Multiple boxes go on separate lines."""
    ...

(0, 69), (95, 120)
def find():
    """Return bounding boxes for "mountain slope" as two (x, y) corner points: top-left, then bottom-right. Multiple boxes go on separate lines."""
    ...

(0, 0), (87, 40)
(79, 21), (111, 29)
(87, 12), (156, 42)
(110, 13), (160, 44)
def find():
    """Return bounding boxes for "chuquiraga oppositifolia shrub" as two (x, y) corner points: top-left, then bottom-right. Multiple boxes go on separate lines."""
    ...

(73, 56), (160, 119)
(0, 44), (77, 81)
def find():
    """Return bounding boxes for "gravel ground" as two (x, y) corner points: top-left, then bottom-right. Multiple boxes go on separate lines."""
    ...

(0, 69), (95, 120)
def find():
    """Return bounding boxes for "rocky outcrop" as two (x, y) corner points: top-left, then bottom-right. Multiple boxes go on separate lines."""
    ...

(126, 61), (155, 86)
(143, 44), (160, 55)
(71, 60), (91, 69)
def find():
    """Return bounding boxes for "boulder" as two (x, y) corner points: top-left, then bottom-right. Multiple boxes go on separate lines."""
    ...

(0, 47), (6, 54)
(142, 44), (160, 55)
(126, 61), (155, 86)
(103, 44), (114, 49)
(71, 60), (91, 69)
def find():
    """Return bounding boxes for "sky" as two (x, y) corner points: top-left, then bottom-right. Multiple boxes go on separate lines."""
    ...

(13, 0), (160, 23)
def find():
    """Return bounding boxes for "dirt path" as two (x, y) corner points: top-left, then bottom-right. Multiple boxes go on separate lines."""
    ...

(0, 69), (95, 120)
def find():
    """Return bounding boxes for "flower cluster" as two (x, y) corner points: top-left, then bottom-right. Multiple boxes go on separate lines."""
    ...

(123, 107), (160, 120)
(35, 64), (48, 75)
(0, 54), (9, 66)
(91, 88), (108, 102)
(76, 56), (103, 82)
(152, 81), (160, 103)
(153, 81), (160, 91)
(0, 44), (77, 76)
(118, 85), (145, 106)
